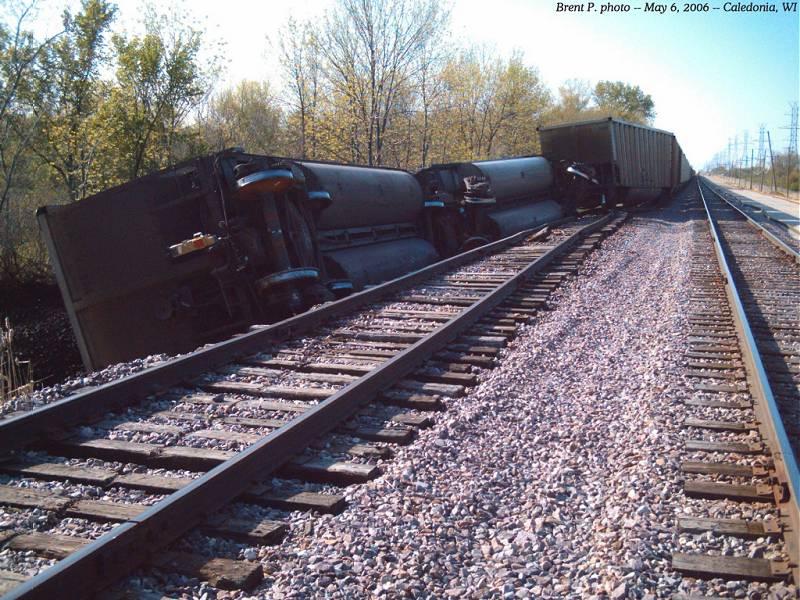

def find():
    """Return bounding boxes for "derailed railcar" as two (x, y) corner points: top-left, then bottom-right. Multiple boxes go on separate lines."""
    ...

(39, 118), (692, 372)
(296, 160), (438, 293)
(38, 150), (440, 370)
(538, 117), (677, 207)
(38, 151), (321, 369)
(415, 156), (591, 252)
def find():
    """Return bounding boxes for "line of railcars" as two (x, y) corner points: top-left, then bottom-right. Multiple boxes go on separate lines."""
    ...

(38, 117), (694, 370)
(538, 117), (693, 207)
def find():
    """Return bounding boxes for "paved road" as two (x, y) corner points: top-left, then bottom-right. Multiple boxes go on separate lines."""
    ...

(708, 176), (799, 239)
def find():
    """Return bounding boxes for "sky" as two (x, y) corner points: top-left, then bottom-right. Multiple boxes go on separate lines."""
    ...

(16, 0), (800, 169)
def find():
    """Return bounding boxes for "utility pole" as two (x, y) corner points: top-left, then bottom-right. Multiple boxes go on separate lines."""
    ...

(758, 125), (766, 192)
(742, 130), (749, 188)
(782, 103), (799, 198)
(750, 149), (754, 189)
(743, 130), (749, 166)
(767, 130), (777, 192)
(727, 138), (732, 177)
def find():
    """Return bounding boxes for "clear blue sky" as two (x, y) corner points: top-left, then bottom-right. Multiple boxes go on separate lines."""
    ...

(17, 0), (800, 168)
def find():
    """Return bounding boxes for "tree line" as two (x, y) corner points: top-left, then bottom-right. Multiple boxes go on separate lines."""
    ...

(1, 0), (656, 283)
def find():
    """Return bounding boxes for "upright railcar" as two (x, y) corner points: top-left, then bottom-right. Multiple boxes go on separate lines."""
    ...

(670, 138), (694, 189)
(677, 143), (694, 184)
(538, 117), (678, 207)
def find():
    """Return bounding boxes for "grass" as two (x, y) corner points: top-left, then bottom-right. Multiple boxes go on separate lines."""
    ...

(1, 317), (34, 404)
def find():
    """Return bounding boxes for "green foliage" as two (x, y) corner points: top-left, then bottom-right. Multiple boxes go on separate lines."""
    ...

(0, 1), (218, 284)
(592, 80), (655, 124)
(546, 79), (594, 124)
(1, 1), (65, 282)
(545, 79), (655, 126)
(434, 48), (551, 161)
(201, 80), (282, 154)
(314, 0), (448, 165)
(32, 0), (116, 201)
(0, 160), (60, 282)
(105, 10), (210, 181)
(278, 4), (654, 167)
(0, 1), (61, 214)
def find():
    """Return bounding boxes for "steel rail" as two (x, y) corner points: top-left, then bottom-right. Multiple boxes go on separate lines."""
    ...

(699, 177), (799, 264)
(698, 181), (800, 582)
(3, 214), (613, 599)
(0, 217), (578, 455)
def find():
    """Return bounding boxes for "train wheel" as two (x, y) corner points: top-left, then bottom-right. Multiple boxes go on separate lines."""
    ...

(460, 236), (492, 252)
(255, 268), (320, 294)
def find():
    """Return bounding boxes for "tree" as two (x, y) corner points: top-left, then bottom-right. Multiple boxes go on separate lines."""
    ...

(0, 0), (63, 213)
(279, 18), (323, 159)
(437, 48), (500, 161)
(436, 48), (551, 161)
(0, 1), (64, 280)
(30, 0), (115, 201)
(201, 80), (282, 154)
(593, 80), (655, 124)
(547, 79), (595, 125)
(103, 7), (213, 182)
(409, 26), (448, 168)
(317, 0), (447, 165)
(492, 53), (552, 156)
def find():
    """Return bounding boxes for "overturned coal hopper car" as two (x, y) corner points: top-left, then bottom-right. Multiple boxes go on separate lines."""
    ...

(38, 150), (439, 370)
(298, 160), (438, 293)
(415, 156), (592, 253)
(538, 117), (693, 207)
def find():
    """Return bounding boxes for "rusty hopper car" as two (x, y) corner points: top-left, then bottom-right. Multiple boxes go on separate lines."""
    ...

(538, 117), (680, 206)
(38, 150), (439, 370)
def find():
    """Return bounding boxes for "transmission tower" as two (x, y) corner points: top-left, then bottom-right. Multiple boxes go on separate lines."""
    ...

(727, 138), (732, 174)
(743, 130), (749, 162)
(742, 130), (750, 186)
(788, 103), (799, 158)
(780, 103), (799, 197)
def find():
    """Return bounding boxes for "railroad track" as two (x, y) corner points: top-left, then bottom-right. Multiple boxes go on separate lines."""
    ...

(0, 213), (625, 598)
(699, 177), (800, 456)
(671, 179), (799, 586)
(703, 179), (799, 255)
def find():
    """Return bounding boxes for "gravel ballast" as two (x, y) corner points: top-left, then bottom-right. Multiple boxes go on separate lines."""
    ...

(108, 198), (795, 599)
(7, 202), (795, 598)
